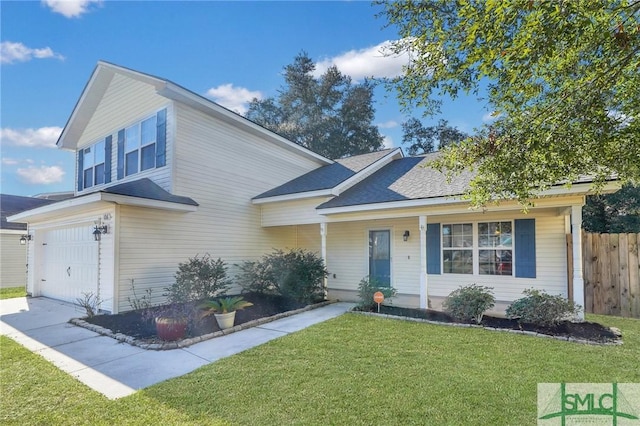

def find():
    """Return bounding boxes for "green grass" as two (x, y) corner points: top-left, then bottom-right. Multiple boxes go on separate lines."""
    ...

(2, 313), (639, 425)
(0, 287), (26, 300)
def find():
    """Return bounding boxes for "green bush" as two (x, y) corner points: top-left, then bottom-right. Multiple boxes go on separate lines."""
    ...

(506, 289), (581, 327)
(237, 249), (327, 304)
(166, 254), (231, 304)
(443, 284), (495, 324)
(356, 276), (397, 309)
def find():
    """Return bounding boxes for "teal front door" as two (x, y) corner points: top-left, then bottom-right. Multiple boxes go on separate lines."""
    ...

(369, 230), (391, 286)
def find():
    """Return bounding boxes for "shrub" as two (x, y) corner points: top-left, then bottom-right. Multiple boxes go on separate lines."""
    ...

(237, 249), (328, 304)
(506, 289), (581, 327)
(356, 276), (397, 309)
(443, 284), (495, 324)
(166, 254), (231, 304)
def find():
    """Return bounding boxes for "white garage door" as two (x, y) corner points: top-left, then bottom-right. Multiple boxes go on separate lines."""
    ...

(41, 225), (99, 304)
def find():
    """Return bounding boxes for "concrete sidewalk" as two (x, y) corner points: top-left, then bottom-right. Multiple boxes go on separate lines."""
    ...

(0, 297), (352, 399)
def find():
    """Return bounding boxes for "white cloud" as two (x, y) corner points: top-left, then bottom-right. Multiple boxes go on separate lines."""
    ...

(17, 165), (65, 185)
(206, 84), (262, 115)
(0, 41), (64, 64)
(0, 127), (63, 148)
(377, 120), (399, 129)
(42, 0), (101, 18)
(382, 135), (395, 149)
(314, 40), (410, 81)
(1, 158), (19, 166)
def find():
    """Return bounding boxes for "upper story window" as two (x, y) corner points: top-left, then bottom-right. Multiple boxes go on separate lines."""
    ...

(125, 114), (157, 176)
(79, 138), (110, 190)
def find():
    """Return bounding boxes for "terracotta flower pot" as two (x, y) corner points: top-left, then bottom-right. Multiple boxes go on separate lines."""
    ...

(214, 311), (236, 330)
(155, 316), (188, 341)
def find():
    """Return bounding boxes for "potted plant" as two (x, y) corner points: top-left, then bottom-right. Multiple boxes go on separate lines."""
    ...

(199, 296), (253, 330)
(152, 303), (192, 341)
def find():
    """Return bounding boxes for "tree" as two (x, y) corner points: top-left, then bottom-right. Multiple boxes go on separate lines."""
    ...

(246, 52), (384, 159)
(380, 1), (640, 206)
(402, 118), (468, 155)
(583, 184), (640, 232)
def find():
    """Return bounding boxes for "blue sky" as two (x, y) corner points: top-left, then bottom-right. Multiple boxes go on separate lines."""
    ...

(1, 0), (493, 196)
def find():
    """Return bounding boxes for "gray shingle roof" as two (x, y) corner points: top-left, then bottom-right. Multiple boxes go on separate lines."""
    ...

(254, 149), (394, 199)
(317, 153), (475, 209)
(102, 178), (199, 206)
(1, 194), (56, 230)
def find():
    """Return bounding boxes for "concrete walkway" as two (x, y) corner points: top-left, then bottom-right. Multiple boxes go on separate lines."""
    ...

(0, 297), (353, 399)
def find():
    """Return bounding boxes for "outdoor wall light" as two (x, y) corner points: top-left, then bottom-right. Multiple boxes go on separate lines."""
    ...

(19, 234), (32, 245)
(93, 225), (108, 241)
(403, 230), (410, 241)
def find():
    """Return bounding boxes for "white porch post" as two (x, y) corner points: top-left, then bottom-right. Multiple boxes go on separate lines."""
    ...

(419, 215), (427, 309)
(571, 205), (585, 319)
(320, 222), (328, 297)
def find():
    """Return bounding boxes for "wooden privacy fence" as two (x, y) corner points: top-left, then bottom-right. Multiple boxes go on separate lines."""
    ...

(582, 232), (640, 318)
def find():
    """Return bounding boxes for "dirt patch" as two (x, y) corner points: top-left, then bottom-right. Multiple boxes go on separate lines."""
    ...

(358, 305), (621, 344)
(84, 293), (315, 341)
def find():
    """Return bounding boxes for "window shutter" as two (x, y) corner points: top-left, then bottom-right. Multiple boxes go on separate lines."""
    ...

(117, 129), (125, 180)
(104, 135), (112, 183)
(76, 150), (84, 192)
(156, 108), (167, 167)
(515, 219), (536, 278)
(426, 223), (441, 274)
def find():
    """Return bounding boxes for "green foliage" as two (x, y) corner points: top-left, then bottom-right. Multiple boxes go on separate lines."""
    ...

(199, 296), (253, 315)
(402, 118), (468, 155)
(127, 279), (154, 311)
(237, 248), (327, 303)
(166, 254), (231, 304)
(356, 276), (397, 309)
(583, 184), (640, 233)
(506, 289), (581, 327)
(442, 284), (495, 324)
(246, 52), (384, 159)
(380, 1), (640, 206)
(0, 286), (26, 299)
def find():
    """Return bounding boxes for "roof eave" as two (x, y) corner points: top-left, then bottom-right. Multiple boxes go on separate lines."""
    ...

(252, 189), (334, 205)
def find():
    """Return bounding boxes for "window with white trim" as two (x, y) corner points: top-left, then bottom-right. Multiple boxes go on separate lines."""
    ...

(478, 221), (513, 276)
(442, 223), (473, 274)
(125, 114), (157, 176)
(82, 139), (105, 189)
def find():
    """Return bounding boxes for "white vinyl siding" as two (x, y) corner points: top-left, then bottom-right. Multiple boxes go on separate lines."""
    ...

(260, 197), (331, 227)
(114, 103), (324, 312)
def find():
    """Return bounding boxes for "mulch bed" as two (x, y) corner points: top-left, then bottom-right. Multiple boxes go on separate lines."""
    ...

(84, 293), (314, 340)
(356, 305), (621, 344)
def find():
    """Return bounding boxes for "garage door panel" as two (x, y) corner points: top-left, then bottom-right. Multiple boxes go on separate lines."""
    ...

(41, 225), (98, 304)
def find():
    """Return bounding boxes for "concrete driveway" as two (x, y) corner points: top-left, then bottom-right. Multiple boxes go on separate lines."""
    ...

(0, 297), (352, 399)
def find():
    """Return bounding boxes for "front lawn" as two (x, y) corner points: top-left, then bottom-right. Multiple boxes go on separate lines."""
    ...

(2, 313), (639, 425)
(0, 287), (26, 300)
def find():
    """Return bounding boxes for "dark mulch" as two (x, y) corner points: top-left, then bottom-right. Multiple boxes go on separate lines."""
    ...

(85, 293), (315, 340)
(358, 305), (620, 343)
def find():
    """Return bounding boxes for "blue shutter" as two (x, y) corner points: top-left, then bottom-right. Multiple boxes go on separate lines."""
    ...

(104, 136), (112, 183)
(117, 129), (125, 180)
(515, 219), (536, 278)
(76, 150), (84, 191)
(156, 108), (167, 167)
(426, 223), (441, 274)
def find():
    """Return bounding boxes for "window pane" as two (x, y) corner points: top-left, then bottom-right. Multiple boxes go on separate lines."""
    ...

(94, 163), (105, 185)
(83, 147), (93, 167)
(141, 144), (155, 171)
(141, 116), (156, 145)
(125, 125), (139, 152)
(94, 140), (105, 164)
(479, 249), (512, 275)
(443, 250), (473, 274)
(442, 225), (452, 248)
(125, 151), (138, 176)
(83, 168), (93, 189)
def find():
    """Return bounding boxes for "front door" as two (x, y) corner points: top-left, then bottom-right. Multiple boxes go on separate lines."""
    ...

(369, 230), (391, 286)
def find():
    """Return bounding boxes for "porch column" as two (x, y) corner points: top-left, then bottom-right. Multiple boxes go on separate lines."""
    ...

(571, 205), (585, 319)
(320, 222), (328, 297)
(419, 215), (427, 309)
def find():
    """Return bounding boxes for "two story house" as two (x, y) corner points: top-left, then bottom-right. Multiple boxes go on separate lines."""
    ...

(10, 61), (617, 315)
